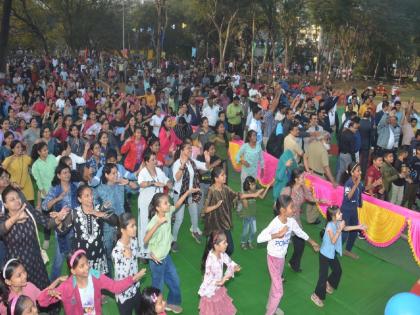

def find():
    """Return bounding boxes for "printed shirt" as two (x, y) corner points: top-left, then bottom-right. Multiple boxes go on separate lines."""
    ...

(257, 217), (309, 258)
(112, 238), (141, 303)
(198, 251), (237, 298)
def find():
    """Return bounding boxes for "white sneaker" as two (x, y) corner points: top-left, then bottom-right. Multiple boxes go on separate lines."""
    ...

(275, 308), (284, 315)
(190, 226), (202, 235)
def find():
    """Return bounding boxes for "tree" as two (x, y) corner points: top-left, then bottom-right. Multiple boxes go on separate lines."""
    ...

(11, 0), (51, 54)
(192, 0), (244, 71)
(0, 0), (13, 75)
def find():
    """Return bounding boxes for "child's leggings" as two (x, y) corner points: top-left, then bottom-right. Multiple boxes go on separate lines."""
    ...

(265, 255), (285, 315)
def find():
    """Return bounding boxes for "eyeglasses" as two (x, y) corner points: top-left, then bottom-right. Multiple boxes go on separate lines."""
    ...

(0, 174), (10, 180)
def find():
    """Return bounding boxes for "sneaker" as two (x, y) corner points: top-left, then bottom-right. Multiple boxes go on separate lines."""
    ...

(275, 308), (284, 315)
(326, 281), (334, 294)
(42, 240), (49, 250)
(240, 243), (248, 250)
(171, 241), (179, 253)
(191, 232), (202, 244)
(358, 232), (366, 240)
(190, 226), (202, 235)
(343, 250), (359, 260)
(247, 242), (254, 249)
(311, 293), (324, 307)
(165, 304), (183, 314)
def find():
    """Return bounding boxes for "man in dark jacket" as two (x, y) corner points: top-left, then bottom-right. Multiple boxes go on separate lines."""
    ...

(359, 110), (374, 176)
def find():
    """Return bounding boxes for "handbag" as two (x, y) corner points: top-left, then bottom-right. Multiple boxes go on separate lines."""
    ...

(25, 208), (49, 265)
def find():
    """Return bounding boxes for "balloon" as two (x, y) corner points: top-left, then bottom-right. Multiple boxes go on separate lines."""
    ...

(384, 292), (420, 315)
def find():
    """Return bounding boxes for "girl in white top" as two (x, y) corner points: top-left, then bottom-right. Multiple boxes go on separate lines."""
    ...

(257, 195), (319, 315)
(198, 230), (240, 315)
(112, 213), (146, 314)
(150, 107), (165, 138)
(137, 150), (172, 258)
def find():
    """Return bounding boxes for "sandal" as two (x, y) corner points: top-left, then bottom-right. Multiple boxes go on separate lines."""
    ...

(326, 282), (334, 294)
(311, 293), (324, 307)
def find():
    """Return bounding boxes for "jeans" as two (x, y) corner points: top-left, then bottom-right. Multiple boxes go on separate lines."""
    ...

(314, 253), (342, 300)
(172, 194), (200, 241)
(336, 153), (352, 183)
(224, 229), (234, 256)
(241, 216), (256, 244)
(341, 206), (358, 252)
(149, 255), (181, 305)
(103, 227), (116, 276)
(50, 231), (73, 281)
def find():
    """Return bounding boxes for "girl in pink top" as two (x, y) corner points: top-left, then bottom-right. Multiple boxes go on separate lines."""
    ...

(158, 117), (182, 161)
(139, 287), (167, 315)
(0, 259), (65, 315)
(37, 249), (145, 315)
(198, 230), (241, 315)
(7, 295), (38, 315)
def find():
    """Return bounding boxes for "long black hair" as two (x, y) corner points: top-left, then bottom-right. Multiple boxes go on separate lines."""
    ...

(173, 141), (190, 162)
(201, 230), (226, 273)
(289, 166), (305, 187)
(0, 259), (24, 305)
(139, 287), (162, 315)
(117, 212), (135, 240)
(274, 195), (293, 216)
(148, 193), (167, 219)
(31, 141), (47, 161)
(7, 295), (33, 315)
(210, 166), (224, 184)
(214, 120), (229, 148)
(243, 176), (256, 192)
(339, 162), (360, 185)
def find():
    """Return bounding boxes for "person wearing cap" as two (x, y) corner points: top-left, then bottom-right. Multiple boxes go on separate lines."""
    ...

(226, 96), (243, 136)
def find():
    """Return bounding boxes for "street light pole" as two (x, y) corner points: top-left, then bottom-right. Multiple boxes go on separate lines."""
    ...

(122, 0), (125, 50)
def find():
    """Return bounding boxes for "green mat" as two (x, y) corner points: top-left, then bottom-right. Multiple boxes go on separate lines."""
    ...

(42, 163), (419, 315)
(42, 107), (419, 314)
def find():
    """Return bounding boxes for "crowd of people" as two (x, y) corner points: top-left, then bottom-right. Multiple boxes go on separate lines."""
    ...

(0, 53), (419, 315)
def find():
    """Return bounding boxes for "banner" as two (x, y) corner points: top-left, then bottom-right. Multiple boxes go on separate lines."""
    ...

(228, 140), (420, 266)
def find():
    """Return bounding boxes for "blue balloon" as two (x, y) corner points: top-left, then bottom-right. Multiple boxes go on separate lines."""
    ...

(384, 292), (420, 315)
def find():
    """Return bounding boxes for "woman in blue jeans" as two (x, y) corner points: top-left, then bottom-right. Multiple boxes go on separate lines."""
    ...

(42, 163), (79, 280)
(339, 162), (364, 260)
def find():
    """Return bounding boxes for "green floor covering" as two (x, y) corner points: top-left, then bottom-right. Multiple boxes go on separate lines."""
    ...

(43, 106), (419, 314)
(42, 164), (419, 315)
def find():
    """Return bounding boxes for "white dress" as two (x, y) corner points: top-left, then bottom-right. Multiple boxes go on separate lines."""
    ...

(137, 167), (169, 258)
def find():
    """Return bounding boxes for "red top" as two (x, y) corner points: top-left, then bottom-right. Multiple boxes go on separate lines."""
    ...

(365, 165), (382, 196)
(121, 136), (147, 171)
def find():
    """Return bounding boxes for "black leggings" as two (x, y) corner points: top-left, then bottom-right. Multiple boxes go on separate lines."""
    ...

(116, 290), (142, 315)
(314, 253), (342, 300)
(289, 235), (305, 271)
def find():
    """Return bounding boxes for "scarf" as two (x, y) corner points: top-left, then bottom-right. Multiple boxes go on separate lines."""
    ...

(179, 159), (202, 204)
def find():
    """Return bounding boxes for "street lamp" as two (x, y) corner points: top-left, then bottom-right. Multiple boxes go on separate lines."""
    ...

(122, 0), (125, 50)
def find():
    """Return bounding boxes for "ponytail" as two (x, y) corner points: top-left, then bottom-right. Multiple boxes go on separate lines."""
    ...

(201, 230), (226, 273)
